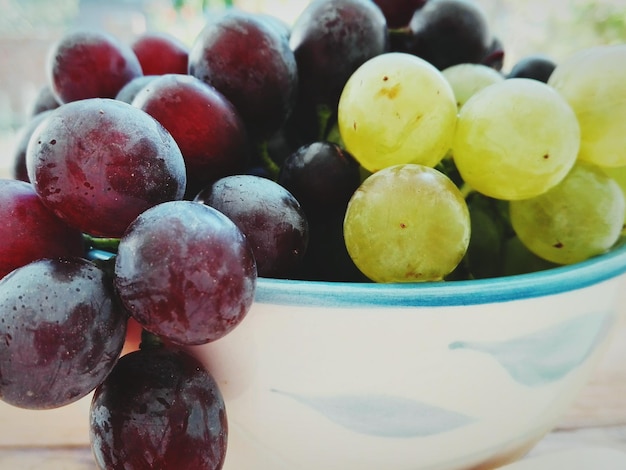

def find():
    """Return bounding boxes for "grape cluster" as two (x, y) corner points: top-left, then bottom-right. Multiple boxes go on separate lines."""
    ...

(2, 0), (626, 468)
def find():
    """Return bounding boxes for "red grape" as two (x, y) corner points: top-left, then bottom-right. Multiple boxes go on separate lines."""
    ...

(406, 0), (492, 70)
(130, 31), (189, 76)
(188, 9), (298, 140)
(10, 110), (53, 182)
(195, 174), (309, 278)
(90, 343), (227, 470)
(0, 257), (127, 409)
(373, 0), (428, 29)
(0, 179), (85, 280)
(277, 141), (361, 219)
(29, 84), (60, 117)
(114, 200), (256, 345)
(131, 73), (250, 198)
(26, 98), (187, 238)
(46, 30), (143, 103)
(289, 0), (389, 111)
(114, 75), (158, 104)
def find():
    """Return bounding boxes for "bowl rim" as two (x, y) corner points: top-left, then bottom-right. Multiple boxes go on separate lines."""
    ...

(255, 240), (626, 307)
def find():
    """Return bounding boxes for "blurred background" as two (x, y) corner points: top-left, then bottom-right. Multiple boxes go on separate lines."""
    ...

(1, 0), (625, 177)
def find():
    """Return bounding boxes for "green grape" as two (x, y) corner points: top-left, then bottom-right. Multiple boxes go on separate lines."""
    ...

(502, 236), (559, 277)
(343, 164), (470, 283)
(602, 165), (626, 236)
(441, 63), (504, 109)
(462, 193), (513, 279)
(548, 44), (626, 168)
(337, 52), (458, 173)
(509, 161), (625, 265)
(452, 78), (580, 200)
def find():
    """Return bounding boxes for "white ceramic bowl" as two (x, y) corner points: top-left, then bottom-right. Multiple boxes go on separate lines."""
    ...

(190, 241), (626, 470)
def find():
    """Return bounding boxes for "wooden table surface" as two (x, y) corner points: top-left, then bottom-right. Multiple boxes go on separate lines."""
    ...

(2, 154), (626, 468)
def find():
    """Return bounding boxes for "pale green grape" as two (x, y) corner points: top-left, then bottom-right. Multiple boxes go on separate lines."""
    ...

(452, 78), (580, 200)
(441, 63), (504, 109)
(337, 52), (458, 173)
(548, 44), (626, 168)
(509, 161), (625, 265)
(602, 165), (626, 236)
(343, 164), (470, 283)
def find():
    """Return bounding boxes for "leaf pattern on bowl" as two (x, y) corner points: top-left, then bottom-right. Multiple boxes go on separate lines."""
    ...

(449, 311), (613, 387)
(271, 389), (475, 438)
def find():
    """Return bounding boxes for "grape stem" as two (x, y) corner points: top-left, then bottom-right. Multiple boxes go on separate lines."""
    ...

(459, 182), (475, 200)
(257, 140), (280, 180)
(84, 234), (120, 252)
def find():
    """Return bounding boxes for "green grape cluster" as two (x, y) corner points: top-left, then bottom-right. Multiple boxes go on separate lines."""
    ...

(339, 44), (626, 282)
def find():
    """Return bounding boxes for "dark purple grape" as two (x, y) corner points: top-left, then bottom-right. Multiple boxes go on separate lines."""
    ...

(188, 9), (298, 141)
(195, 174), (309, 278)
(296, 209), (369, 282)
(0, 179), (85, 280)
(26, 97), (186, 238)
(130, 31), (189, 76)
(406, 0), (492, 70)
(0, 257), (127, 409)
(29, 84), (60, 116)
(289, 0), (388, 112)
(90, 343), (227, 470)
(46, 30), (143, 104)
(373, 0), (428, 29)
(10, 110), (53, 182)
(131, 73), (250, 198)
(278, 141), (361, 219)
(114, 200), (256, 345)
(114, 75), (158, 104)
(507, 54), (556, 83)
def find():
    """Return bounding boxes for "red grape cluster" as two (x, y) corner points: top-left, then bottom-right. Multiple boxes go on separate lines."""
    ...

(1, 0), (550, 468)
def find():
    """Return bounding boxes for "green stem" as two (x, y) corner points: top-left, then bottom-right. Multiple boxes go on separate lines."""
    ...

(84, 234), (120, 253)
(257, 140), (280, 180)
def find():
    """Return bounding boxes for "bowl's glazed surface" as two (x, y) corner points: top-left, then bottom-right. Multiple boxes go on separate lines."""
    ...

(190, 241), (626, 470)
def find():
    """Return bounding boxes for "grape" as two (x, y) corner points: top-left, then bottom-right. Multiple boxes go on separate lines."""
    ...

(195, 175), (308, 279)
(46, 30), (143, 104)
(372, 0), (427, 29)
(510, 161), (626, 265)
(29, 84), (60, 117)
(343, 164), (470, 282)
(26, 97), (187, 238)
(337, 52), (457, 172)
(130, 31), (189, 76)
(90, 343), (227, 470)
(297, 209), (369, 282)
(462, 192), (511, 279)
(188, 9), (298, 141)
(0, 257), (127, 409)
(0, 179), (85, 280)
(289, 0), (388, 115)
(547, 44), (626, 167)
(114, 200), (256, 345)
(507, 54), (556, 82)
(452, 78), (580, 200)
(406, 0), (492, 70)
(441, 62), (504, 109)
(10, 110), (53, 182)
(502, 236), (558, 277)
(277, 141), (361, 219)
(132, 73), (250, 198)
(603, 165), (626, 236)
(114, 75), (157, 104)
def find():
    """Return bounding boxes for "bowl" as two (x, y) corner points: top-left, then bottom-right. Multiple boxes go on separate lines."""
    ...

(188, 240), (626, 470)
